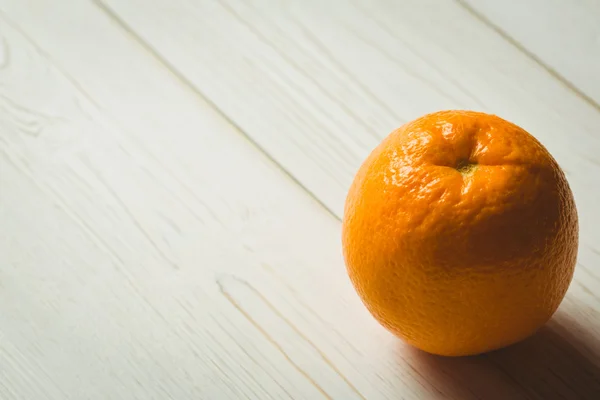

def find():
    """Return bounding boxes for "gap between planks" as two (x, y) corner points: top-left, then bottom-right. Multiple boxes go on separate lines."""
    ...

(92, 0), (340, 221)
(455, 0), (600, 114)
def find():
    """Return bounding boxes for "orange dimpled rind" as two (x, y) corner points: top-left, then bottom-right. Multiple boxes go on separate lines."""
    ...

(342, 110), (578, 356)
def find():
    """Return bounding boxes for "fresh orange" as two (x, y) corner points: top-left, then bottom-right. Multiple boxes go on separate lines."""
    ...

(342, 110), (578, 356)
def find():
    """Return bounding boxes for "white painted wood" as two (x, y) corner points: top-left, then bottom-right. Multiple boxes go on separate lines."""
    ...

(0, 0), (600, 399)
(460, 0), (600, 106)
(93, 0), (600, 354)
(0, 4), (369, 399)
(92, 0), (600, 241)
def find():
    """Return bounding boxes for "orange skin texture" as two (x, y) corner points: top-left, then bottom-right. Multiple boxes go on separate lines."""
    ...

(342, 110), (578, 356)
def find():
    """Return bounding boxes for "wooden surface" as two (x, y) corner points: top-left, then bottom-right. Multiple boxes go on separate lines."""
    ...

(0, 0), (599, 398)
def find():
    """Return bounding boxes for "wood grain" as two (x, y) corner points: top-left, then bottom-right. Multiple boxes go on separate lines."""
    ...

(92, 0), (600, 219)
(0, 0), (599, 399)
(460, 0), (600, 108)
(0, 4), (363, 399)
(96, 0), (600, 349)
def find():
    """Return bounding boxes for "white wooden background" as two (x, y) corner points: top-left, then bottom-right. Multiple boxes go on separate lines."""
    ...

(1, 1), (599, 399)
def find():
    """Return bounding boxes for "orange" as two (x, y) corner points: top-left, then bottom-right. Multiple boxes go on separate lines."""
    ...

(342, 110), (578, 356)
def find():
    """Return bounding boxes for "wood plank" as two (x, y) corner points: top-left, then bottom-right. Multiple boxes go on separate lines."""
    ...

(91, 0), (600, 393)
(0, 4), (370, 399)
(94, 0), (600, 335)
(459, 0), (600, 107)
(93, 0), (600, 236)
(1, 0), (600, 399)
(0, 2), (525, 399)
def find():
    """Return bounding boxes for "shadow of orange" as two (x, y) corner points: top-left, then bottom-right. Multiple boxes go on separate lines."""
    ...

(405, 311), (600, 399)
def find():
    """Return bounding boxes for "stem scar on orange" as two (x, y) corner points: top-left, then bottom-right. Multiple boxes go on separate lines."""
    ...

(342, 110), (578, 356)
